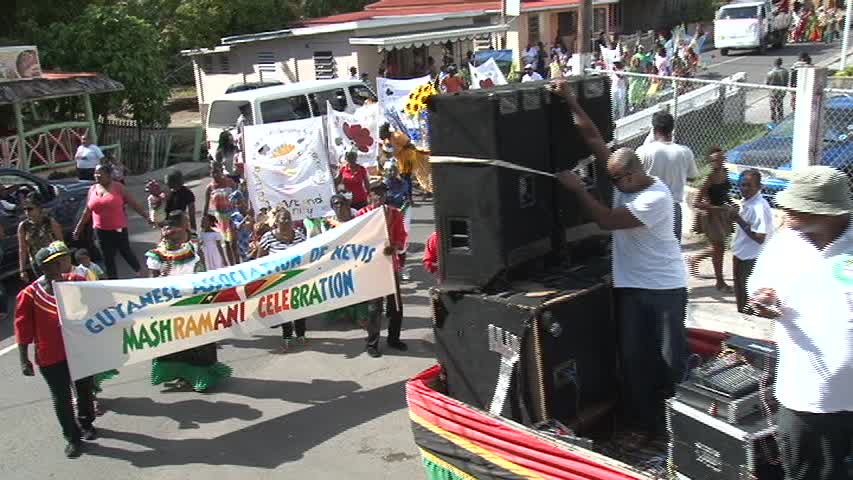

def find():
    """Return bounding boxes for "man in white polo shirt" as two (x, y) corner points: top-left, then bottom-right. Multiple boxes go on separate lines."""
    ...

(749, 166), (853, 480)
(729, 169), (774, 314)
(636, 111), (699, 241)
(73, 133), (103, 181)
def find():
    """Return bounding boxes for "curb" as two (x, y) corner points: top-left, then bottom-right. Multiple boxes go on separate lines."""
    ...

(125, 162), (209, 187)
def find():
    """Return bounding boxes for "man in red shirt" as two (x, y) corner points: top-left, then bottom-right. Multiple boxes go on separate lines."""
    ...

(357, 181), (408, 357)
(16, 241), (95, 458)
(440, 65), (467, 93)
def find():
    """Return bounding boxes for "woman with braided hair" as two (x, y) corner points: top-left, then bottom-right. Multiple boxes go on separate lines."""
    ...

(147, 211), (231, 392)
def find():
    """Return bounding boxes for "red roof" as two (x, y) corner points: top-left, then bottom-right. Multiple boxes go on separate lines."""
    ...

(299, 0), (581, 26)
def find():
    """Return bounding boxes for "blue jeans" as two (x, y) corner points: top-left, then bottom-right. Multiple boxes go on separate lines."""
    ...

(616, 287), (688, 432)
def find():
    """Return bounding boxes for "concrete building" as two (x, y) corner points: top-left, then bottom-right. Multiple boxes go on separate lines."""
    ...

(183, 0), (621, 119)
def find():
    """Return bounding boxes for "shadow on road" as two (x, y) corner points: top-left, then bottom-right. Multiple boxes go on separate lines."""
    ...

(104, 397), (263, 429)
(221, 335), (435, 360)
(87, 380), (409, 469)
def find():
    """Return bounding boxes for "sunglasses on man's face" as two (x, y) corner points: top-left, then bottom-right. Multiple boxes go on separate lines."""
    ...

(609, 171), (631, 183)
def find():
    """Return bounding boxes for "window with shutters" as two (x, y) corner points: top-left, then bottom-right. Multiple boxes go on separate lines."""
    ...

(257, 52), (276, 73)
(200, 54), (231, 74)
(527, 15), (540, 45)
(313, 51), (337, 79)
(593, 7), (607, 34)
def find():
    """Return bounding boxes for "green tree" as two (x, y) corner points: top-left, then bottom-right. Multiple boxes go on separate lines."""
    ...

(39, 4), (170, 126)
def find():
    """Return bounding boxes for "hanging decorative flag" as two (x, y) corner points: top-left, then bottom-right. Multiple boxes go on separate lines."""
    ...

(326, 102), (381, 167)
(469, 57), (508, 90)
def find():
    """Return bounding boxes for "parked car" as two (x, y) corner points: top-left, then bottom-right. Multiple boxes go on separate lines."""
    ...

(0, 169), (94, 279)
(727, 95), (853, 202)
(224, 81), (283, 94)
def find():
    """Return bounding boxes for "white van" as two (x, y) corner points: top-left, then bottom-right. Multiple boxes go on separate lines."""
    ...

(205, 79), (375, 156)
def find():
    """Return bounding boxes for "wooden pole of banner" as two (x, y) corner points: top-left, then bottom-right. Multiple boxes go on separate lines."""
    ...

(383, 205), (402, 310)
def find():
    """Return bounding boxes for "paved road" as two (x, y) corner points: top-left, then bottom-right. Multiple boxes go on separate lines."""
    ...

(0, 177), (439, 479)
(698, 39), (848, 82)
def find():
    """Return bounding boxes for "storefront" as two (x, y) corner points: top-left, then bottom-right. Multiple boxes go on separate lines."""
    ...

(350, 24), (510, 79)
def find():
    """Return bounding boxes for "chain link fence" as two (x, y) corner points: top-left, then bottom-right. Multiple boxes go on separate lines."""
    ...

(602, 70), (800, 202)
(819, 88), (853, 177)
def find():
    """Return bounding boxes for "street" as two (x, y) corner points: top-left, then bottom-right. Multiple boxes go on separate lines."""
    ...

(0, 38), (847, 479)
(0, 173), (438, 480)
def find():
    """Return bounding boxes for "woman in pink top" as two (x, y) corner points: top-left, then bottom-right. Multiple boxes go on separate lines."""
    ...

(73, 164), (150, 279)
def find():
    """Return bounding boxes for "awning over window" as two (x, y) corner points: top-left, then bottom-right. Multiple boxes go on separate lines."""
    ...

(349, 24), (509, 51)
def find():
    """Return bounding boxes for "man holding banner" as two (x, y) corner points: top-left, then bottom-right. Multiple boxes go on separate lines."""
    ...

(358, 181), (408, 357)
(15, 242), (95, 458)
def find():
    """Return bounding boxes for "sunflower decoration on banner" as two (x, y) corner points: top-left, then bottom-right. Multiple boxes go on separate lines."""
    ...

(405, 82), (437, 117)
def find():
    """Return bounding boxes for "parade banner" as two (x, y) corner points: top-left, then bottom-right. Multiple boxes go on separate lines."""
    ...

(243, 117), (335, 220)
(56, 209), (395, 381)
(377, 75), (431, 131)
(468, 58), (508, 89)
(326, 102), (381, 167)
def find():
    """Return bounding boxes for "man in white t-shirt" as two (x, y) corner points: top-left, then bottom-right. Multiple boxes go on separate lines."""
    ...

(555, 81), (687, 443)
(748, 166), (853, 480)
(729, 169), (773, 313)
(521, 64), (543, 83)
(636, 111), (698, 241)
(74, 134), (103, 181)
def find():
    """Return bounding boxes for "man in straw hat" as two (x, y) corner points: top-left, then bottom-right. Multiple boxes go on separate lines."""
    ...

(551, 79), (688, 449)
(15, 241), (95, 458)
(749, 166), (853, 480)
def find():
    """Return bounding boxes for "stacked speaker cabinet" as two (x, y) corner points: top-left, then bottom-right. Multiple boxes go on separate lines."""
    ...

(429, 84), (554, 288)
(431, 258), (618, 435)
(428, 76), (613, 288)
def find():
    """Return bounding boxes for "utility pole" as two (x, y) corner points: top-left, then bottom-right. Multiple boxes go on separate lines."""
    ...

(842, 0), (852, 69)
(580, 0), (593, 67)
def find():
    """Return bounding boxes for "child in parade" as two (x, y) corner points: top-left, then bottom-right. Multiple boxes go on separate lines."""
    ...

(72, 248), (104, 281)
(384, 164), (412, 280)
(200, 214), (229, 270)
(147, 212), (232, 392)
(146, 179), (167, 226)
(202, 159), (239, 265)
(229, 190), (252, 263)
(68, 247), (115, 415)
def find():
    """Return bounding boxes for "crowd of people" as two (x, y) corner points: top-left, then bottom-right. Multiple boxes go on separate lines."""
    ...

(550, 77), (850, 479)
(789, 1), (845, 44)
(13, 104), (425, 458)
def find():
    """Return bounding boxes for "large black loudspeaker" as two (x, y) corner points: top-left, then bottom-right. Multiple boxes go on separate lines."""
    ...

(428, 78), (613, 287)
(428, 76), (614, 172)
(428, 82), (550, 169)
(432, 258), (619, 435)
(521, 77), (615, 172)
(431, 161), (554, 288)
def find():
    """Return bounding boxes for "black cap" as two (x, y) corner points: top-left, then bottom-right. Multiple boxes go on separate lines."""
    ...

(369, 180), (389, 193)
(35, 241), (70, 267)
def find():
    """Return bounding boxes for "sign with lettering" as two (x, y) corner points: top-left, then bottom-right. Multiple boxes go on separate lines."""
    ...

(243, 116), (335, 220)
(56, 209), (394, 380)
